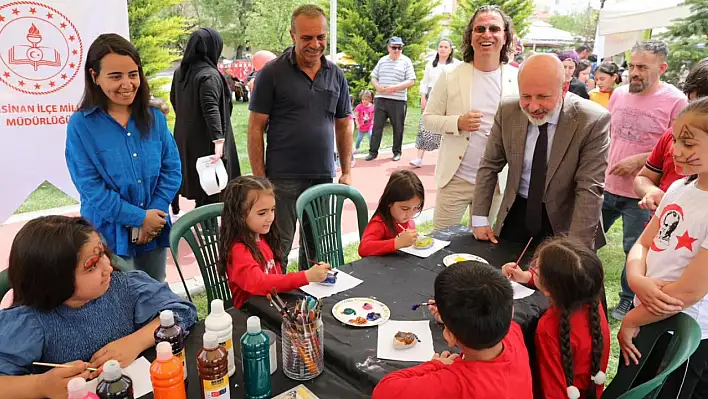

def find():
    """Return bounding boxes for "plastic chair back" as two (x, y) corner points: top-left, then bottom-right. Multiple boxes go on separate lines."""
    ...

(169, 203), (231, 311)
(603, 313), (702, 399)
(296, 184), (368, 269)
(0, 269), (10, 303)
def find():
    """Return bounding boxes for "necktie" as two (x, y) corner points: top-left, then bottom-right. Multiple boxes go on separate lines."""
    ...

(526, 123), (549, 236)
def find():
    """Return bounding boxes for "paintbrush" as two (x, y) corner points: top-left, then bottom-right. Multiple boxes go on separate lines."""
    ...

(411, 302), (433, 311)
(515, 237), (534, 266)
(33, 362), (98, 372)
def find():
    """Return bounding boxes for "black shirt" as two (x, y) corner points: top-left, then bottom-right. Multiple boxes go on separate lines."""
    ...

(249, 46), (351, 179)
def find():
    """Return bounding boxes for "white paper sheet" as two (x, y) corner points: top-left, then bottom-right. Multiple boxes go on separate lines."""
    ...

(86, 357), (153, 397)
(377, 320), (435, 363)
(511, 281), (535, 300)
(398, 238), (451, 258)
(299, 270), (363, 299)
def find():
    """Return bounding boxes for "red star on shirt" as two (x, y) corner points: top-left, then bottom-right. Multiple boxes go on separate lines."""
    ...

(61, 73), (67, 79)
(46, 13), (53, 19)
(69, 63), (75, 69)
(69, 35), (75, 42)
(0, 15), (5, 22)
(2, 72), (9, 78)
(12, 8), (19, 15)
(675, 231), (698, 252)
(49, 81), (55, 87)
(29, 7), (36, 14)
(34, 83), (41, 89)
(18, 80), (25, 86)
(60, 22), (67, 29)
(72, 49), (78, 55)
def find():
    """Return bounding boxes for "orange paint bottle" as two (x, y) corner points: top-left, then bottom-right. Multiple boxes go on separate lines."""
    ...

(150, 342), (187, 399)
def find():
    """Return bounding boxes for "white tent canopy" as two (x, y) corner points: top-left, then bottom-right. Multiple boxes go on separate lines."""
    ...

(594, 0), (691, 58)
(522, 20), (576, 48)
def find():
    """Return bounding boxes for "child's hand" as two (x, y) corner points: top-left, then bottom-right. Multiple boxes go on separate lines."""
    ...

(89, 334), (142, 376)
(39, 361), (90, 399)
(501, 262), (532, 284)
(618, 321), (642, 366)
(433, 351), (460, 365)
(427, 299), (442, 323)
(395, 229), (418, 249)
(305, 262), (331, 283)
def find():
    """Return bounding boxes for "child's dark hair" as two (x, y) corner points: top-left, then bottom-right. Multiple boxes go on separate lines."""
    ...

(595, 62), (621, 85)
(574, 60), (592, 77)
(9, 216), (115, 311)
(219, 176), (283, 274)
(434, 261), (513, 349)
(535, 237), (605, 399)
(373, 170), (425, 234)
(360, 90), (373, 101)
(677, 96), (708, 185)
(683, 58), (708, 99)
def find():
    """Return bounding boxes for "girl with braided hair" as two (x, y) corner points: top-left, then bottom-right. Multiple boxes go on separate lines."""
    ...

(503, 237), (610, 399)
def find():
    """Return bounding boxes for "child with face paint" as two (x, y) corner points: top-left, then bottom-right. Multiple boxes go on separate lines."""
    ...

(619, 97), (708, 397)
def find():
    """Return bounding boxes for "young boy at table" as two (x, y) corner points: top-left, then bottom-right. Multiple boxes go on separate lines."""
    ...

(372, 261), (533, 399)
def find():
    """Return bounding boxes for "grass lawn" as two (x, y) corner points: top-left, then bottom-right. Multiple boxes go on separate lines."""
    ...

(15, 103), (422, 214)
(192, 220), (627, 381)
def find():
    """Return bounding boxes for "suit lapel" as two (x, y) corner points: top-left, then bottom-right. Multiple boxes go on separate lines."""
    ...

(546, 97), (579, 191)
(511, 105), (529, 185)
(459, 63), (472, 112)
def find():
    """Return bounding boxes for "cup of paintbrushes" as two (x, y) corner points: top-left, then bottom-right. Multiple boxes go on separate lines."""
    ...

(281, 310), (324, 381)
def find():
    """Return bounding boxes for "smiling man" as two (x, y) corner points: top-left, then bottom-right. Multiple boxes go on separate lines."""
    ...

(247, 4), (352, 271)
(472, 54), (610, 253)
(601, 40), (688, 320)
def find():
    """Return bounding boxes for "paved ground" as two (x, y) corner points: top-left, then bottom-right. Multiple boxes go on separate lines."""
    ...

(0, 145), (441, 307)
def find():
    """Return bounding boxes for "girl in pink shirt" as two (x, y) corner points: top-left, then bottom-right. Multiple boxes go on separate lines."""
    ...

(354, 90), (374, 152)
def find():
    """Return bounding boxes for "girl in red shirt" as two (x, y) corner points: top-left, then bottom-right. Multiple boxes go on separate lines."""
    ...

(358, 170), (425, 257)
(219, 176), (331, 308)
(502, 237), (610, 399)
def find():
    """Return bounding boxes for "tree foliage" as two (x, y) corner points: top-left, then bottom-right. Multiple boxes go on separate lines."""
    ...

(661, 0), (708, 85)
(245, 0), (307, 52)
(336, 0), (443, 104)
(451, 0), (534, 51)
(128, 0), (189, 98)
(547, 9), (599, 42)
(190, 0), (253, 54)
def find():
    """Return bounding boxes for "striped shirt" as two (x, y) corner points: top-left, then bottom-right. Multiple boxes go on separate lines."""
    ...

(371, 55), (416, 102)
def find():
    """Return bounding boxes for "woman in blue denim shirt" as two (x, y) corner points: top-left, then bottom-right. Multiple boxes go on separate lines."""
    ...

(65, 34), (181, 281)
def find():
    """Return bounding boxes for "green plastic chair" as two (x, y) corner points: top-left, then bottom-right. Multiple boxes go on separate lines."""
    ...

(169, 203), (231, 310)
(295, 183), (369, 269)
(603, 313), (702, 399)
(0, 269), (10, 302)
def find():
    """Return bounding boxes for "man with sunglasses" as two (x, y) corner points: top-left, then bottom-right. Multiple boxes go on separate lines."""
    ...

(366, 37), (416, 162)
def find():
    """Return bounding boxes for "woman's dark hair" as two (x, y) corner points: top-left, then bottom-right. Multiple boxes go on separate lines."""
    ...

(461, 5), (515, 64)
(677, 96), (708, 185)
(595, 62), (622, 85)
(373, 170), (425, 235)
(535, 237), (605, 399)
(79, 33), (153, 135)
(9, 216), (110, 311)
(683, 57), (708, 98)
(575, 60), (592, 78)
(432, 38), (455, 68)
(219, 176), (283, 274)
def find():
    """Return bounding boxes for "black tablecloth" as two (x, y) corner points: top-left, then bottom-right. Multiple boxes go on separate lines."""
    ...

(139, 308), (368, 399)
(244, 227), (549, 394)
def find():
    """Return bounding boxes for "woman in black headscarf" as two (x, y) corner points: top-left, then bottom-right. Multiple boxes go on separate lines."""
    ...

(170, 28), (240, 209)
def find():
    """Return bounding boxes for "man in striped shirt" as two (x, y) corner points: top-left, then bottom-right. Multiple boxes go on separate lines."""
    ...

(366, 37), (416, 161)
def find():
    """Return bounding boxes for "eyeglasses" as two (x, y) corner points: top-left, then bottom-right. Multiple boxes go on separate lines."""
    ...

(473, 25), (503, 34)
(390, 46), (403, 51)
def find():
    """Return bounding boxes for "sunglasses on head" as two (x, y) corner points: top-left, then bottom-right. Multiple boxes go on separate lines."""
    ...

(390, 46), (402, 51)
(473, 25), (503, 34)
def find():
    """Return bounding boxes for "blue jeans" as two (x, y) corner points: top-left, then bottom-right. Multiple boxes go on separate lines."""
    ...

(119, 247), (168, 282)
(355, 129), (372, 150)
(602, 192), (650, 302)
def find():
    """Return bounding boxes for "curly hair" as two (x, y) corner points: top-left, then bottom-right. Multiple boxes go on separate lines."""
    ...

(461, 5), (515, 64)
(218, 176), (283, 275)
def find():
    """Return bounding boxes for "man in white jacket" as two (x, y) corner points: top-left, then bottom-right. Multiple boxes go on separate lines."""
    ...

(423, 5), (518, 230)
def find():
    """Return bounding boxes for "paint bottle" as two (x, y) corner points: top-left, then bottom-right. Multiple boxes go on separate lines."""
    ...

(154, 310), (187, 380)
(197, 332), (230, 399)
(204, 299), (235, 376)
(150, 342), (187, 399)
(67, 377), (99, 399)
(96, 360), (134, 399)
(240, 316), (271, 399)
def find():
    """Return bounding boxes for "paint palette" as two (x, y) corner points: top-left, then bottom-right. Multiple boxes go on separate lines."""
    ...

(443, 253), (489, 267)
(332, 298), (391, 327)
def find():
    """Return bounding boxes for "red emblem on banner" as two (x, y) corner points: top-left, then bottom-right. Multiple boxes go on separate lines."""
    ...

(0, 1), (82, 95)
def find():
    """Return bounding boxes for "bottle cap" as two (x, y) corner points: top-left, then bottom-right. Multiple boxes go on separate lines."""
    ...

(159, 310), (175, 327)
(210, 299), (225, 315)
(203, 331), (219, 349)
(156, 341), (173, 361)
(247, 316), (262, 334)
(102, 360), (122, 381)
(67, 377), (88, 399)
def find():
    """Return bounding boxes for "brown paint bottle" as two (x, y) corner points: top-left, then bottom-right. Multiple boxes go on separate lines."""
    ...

(197, 331), (230, 399)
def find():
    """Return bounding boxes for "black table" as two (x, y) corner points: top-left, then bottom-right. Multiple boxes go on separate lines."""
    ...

(140, 307), (368, 399)
(244, 227), (549, 394)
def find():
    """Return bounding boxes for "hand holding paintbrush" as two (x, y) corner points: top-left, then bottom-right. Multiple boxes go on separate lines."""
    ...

(304, 261), (331, 283)
(395, 223), (418, 249)
(501, 237), (534, 283)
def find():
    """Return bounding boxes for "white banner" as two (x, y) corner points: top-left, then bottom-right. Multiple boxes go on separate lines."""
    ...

(0, 0), (129, 224)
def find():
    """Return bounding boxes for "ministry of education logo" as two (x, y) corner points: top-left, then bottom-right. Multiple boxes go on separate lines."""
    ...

(0, 1), (83, 95)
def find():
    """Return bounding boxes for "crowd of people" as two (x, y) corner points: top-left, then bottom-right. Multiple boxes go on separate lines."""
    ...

(0, 2), (707, 399)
